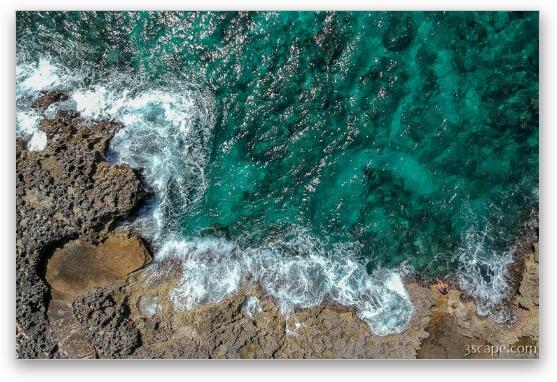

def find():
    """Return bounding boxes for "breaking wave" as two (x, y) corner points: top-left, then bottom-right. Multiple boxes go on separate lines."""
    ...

(16, 58), (71, 151)
(456, 224), (518, 324)
(156, 231), (414, 336)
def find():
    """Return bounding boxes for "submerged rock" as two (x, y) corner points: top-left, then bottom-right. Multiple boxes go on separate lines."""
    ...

(382, 16), (416, 52)
(31, 91), (68, 110)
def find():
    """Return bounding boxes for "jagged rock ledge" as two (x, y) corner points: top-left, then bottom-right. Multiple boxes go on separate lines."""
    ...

(16, 92), (149, 358)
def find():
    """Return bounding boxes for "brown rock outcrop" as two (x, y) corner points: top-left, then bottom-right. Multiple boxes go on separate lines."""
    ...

(16, 99), (147, 358)
(46, 233), (151, 299)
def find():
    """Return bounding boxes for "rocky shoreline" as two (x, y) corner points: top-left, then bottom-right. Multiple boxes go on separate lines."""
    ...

(16, 93), (539, 359)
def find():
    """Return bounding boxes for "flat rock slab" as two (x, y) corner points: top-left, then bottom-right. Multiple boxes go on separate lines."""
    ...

(46, 233), (151, 299)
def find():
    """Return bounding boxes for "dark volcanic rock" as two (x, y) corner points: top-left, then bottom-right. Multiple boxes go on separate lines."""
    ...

(16, 270), (57, 358)
(16, 110), (147, 358)
(72, 283), (141, 358)
(31, 91), (68, 110)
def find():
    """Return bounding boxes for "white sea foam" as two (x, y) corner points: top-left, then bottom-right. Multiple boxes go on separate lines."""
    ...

(27, 130), (48, 151)
(106, 86), (216, 239)
(156, 230), (414, 336)
(15, 56), (83, 150)
(158, 238), (244, 310)
(242, 296), (262, 319)
(16, 110), (40, 136)
(285, 316), (304, 336)
(17, 57), (64, 96)
(456, 226), (517, 324)
(16, 110), (46, 151)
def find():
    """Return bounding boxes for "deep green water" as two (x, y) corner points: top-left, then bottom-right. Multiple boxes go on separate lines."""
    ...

(17, 11), (539, 278)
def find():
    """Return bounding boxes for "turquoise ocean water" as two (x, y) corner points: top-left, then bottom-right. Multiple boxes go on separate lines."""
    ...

(16, 12), (539, 334)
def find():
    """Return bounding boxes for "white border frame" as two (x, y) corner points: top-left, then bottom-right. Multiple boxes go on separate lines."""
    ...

(2, 1), (553, 381)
